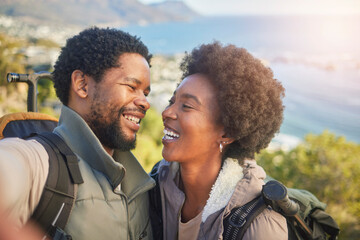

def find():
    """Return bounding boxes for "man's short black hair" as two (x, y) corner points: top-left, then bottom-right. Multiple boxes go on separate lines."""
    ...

(53, 27), (152, 105)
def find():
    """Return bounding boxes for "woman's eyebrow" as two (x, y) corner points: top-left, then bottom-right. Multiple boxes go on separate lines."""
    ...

(180, 93), (200, 104)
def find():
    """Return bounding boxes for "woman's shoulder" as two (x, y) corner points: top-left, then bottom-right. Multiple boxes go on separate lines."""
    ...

(150, 159), (180, 182)
(242, 207), (288, 240)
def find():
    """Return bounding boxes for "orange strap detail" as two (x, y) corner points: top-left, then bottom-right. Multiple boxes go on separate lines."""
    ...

(0, 112), (58, 139)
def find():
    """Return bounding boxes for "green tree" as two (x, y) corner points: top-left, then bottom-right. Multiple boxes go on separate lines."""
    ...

(0, 33), (60, 116)
(0, 33), (27, 85)
(257, 130), (360, 239)
(132, 107), (163, 172)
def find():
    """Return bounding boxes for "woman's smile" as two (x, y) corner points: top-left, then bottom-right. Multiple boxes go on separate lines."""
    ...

(162, 128), (180, 141)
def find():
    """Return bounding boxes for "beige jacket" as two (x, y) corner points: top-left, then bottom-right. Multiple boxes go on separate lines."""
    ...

(156, 158), (288, 240)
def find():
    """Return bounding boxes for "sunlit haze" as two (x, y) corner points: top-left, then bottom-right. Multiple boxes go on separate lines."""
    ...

(139, 0), (360, 15)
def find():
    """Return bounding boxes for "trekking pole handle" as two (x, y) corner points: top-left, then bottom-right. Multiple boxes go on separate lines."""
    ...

(262, 180), (313, 238)
(7, 73), (31, 83)
(7, 72), (53, 83)
(262, 180), (299, 216)
(6, 72), (53, 112)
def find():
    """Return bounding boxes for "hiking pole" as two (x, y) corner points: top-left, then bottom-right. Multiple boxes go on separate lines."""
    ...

(262, 180), (314, 239)
(7, 72), (53, 112)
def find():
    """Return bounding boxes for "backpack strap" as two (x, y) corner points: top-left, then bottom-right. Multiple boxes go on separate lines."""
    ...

(29, 132), (83, 239)
(36, 132), (83, 184)
(223, 196), (267, 240)
(149, 161), (164, 240)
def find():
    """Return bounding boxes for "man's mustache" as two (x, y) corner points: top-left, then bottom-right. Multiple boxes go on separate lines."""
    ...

(119, 107), (146, 116)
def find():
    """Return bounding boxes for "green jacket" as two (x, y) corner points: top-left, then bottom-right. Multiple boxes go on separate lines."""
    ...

(55, 106), (155, 240)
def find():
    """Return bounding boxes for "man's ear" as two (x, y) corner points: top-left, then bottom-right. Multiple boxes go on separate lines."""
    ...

(71, 70), (88, 98)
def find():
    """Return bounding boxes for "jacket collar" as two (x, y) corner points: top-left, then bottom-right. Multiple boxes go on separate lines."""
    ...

(54, 105), (154, 199)
(202, 158), (243, 222)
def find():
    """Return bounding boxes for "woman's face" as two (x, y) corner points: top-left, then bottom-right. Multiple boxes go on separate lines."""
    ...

(162, 73), (224, 163)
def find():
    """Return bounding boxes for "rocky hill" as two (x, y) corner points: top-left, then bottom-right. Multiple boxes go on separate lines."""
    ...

(150, 1), (199, 20)
(0, 0), (198, 27)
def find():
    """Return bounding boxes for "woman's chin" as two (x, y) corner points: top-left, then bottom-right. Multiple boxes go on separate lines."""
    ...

(162, 150), (177, 162)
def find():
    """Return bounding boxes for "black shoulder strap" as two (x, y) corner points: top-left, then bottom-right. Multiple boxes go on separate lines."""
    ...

(37, 132), (83, 184)
(149, 161), (164, 240)
(223, 196), (267, 240)
(29, 132), (83, 238)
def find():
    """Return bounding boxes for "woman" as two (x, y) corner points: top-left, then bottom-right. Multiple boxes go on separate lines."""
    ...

(150, 42), (287, 239)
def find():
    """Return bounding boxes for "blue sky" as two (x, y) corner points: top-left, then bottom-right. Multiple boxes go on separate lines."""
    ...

(139, 0), (360, 15)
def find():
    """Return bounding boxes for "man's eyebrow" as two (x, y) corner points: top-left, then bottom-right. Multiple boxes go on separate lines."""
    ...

(124, 77), (141, 85)
(124, 77), (151, 93)
(180, 93), (201, 104)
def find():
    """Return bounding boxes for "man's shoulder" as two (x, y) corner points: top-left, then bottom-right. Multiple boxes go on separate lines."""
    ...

(0, 137), (48, 160)
(0, 137), (50, 228)
(0, 137), (49, 192)
(0, 137), (49, 183)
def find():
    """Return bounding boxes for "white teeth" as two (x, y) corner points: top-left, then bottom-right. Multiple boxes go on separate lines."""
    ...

(124, 115), (140, 124)
(163, 129), (179, 138)
(163, 135), (174, 140)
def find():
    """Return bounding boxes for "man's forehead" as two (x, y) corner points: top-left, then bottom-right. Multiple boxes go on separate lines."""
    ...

(117, 52), (148, 63)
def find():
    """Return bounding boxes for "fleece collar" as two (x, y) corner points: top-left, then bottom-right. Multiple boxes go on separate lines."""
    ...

(202, 158), (243, 222)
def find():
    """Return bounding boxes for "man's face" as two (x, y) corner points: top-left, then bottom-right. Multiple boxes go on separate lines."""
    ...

(85, 53), (151, 151)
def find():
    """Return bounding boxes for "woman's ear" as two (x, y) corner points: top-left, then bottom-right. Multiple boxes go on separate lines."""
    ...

(220, 135), (235, 146)
(71, 70), (88, 98)
(217, 133), (235, 153)
(218, 128), (235, 144)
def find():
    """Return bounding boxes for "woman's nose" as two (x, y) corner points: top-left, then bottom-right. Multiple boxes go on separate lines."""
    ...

(162, 104), (177, 120)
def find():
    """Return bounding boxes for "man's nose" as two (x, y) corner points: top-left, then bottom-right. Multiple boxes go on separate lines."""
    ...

(134, 94), (150, 111)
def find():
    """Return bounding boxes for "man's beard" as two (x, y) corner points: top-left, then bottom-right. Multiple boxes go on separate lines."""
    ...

(86, 103), (136, 152)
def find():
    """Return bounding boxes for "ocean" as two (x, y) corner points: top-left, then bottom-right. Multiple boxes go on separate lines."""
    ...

(122, 15), (360, 145)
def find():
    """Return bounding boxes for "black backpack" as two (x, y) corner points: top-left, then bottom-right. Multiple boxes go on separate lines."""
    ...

(149, 161), (340, 240)
(222, 179), (340, 240)
(0, 112), (83, 240)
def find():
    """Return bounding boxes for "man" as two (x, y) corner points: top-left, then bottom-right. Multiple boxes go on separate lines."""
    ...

(0, 27), (155, 240)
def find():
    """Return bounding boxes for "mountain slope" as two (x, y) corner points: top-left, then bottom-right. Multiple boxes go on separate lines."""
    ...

(0, 0), (197, 27)
(150, 0), (199, 20)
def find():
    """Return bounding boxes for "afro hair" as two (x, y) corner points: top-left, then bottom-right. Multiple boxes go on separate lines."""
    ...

(180, 42), (285, 161)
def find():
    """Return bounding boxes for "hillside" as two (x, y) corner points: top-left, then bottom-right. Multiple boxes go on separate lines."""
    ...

(0, 0), (198, 27)
(150, 1), (199, 20)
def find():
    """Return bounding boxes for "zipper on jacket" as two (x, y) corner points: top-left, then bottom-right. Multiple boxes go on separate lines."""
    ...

(115, 190), (130, 239)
